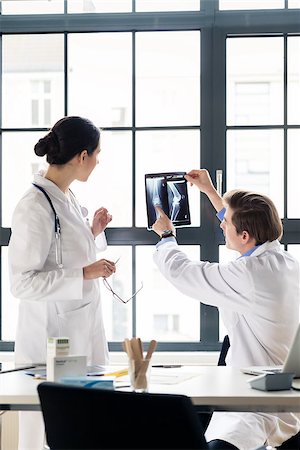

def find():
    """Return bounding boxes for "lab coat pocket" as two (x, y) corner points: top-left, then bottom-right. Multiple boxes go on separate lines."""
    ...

(56, 302), (91, 355)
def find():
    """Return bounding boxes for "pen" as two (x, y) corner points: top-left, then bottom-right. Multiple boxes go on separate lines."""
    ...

(0, 365), (40, 374)
(88, 368), (128, 378)
(152, 365), (182, 368)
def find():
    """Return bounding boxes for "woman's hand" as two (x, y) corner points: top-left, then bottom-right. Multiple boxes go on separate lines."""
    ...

(91, 207), (112, 237)
(83, 258), (116, 280)
(152, 206), (176, 237)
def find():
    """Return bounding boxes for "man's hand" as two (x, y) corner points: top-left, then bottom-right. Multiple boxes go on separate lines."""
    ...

(152, 206), (176, 237)
(185, 169), (224, 213)
(185, 169), (215, 195)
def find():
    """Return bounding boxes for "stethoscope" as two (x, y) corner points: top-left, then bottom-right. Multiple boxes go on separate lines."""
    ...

(32, 183), (88, 269)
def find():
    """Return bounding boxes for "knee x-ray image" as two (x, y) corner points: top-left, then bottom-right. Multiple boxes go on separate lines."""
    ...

(145, 172), (191, 230)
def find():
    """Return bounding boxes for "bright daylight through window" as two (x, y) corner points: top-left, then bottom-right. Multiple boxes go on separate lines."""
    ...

(0, 0), (299, 352)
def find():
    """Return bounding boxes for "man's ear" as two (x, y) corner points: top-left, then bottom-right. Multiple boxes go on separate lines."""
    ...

(241, 230), (257, 247)
(241, 230), (250, 242)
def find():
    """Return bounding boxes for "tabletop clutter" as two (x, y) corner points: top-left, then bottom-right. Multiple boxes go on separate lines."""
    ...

(47, 336), (87, 381)
(44, 336), (157, 391)
(123, 337), (157, 392)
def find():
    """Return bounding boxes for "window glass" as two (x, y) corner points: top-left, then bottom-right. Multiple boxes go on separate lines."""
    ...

(136, 31), (200, 126)
(68, 0), (131, 13)
(220, 0), (284, 9)
(99, 246), (132, 341)
(136, 0), (200, 11)
(3, 131), (132, 228)
(135, 130), (200, 227)
(288, 129), (300, 218)
(288, 245), (300, 260)
(2, 132), (47, 228)
(68, 33), (132, 128)
(226, 129), (284, 217)
(288, 37), (300, 125)
(72, 131), (132, 227)
(2, 35), (64, 128)
(136, 246), (200, 341)
(227, 37), (283, 126)
(1, 0), (63, 14)
(289, 0), (300, 7)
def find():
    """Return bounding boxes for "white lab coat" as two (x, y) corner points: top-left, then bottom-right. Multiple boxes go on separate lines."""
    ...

(8, 173), (109, 450)
(154, 239), (300, 450)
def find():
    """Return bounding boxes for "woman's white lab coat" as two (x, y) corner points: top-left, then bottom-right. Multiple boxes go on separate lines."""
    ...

(154, 239), (300, 450)
(9, 173), (110, 450)
(8, 173), (109, 365)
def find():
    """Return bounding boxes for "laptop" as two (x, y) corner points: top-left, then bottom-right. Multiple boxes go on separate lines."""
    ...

(241, 323), (300, 378)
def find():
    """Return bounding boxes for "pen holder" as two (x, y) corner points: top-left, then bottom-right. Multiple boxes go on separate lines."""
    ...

(128, 358), (151, 393)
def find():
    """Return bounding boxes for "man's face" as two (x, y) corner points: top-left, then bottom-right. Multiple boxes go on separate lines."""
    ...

(220, 206), (242, 251)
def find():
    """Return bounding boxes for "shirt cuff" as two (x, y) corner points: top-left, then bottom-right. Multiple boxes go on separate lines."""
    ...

(216, 207), (226, 222)
(156, 236), (177, 249)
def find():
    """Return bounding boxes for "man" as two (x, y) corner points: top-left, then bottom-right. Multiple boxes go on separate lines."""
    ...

(152, 169), (300, 450)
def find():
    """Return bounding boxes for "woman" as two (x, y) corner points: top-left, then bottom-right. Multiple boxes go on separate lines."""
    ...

(8, 116), (116, 450)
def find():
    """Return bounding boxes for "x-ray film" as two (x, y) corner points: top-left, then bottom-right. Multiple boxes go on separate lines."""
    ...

(145, 172), (191, 230)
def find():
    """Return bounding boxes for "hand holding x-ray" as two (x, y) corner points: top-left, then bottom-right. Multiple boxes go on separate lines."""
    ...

(152, 205), (176, 237)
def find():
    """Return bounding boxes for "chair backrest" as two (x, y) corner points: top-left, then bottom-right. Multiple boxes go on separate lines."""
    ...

(37, 381), (208, 450)
(218, 334), (230, 366)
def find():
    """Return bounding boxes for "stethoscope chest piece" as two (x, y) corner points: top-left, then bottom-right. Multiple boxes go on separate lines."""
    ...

(81, 206), (88, 218)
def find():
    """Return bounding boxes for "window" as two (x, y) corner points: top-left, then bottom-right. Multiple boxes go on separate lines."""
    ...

(0, 0), (299, 352)
(31, 80), (52, 126)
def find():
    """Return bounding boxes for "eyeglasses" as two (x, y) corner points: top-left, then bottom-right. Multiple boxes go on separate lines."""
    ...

(103, 278), (143, 304)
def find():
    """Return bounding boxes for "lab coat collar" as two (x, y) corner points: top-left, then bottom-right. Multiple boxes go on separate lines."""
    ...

(248, 240), (281, 257)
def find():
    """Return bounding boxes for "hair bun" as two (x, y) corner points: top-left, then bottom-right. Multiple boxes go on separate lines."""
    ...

(34, 136), (48, 157)
(34, 131), (59, 159)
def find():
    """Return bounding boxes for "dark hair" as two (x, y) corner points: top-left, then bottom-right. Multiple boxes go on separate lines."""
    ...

(223, 189), (283, 244)
(34, 116), (100, 165)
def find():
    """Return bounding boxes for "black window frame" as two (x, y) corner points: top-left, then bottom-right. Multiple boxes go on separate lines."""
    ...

(0, 0), (299, 352)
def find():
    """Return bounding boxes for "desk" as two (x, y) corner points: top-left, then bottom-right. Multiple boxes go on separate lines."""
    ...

(150, 366), (300, 413)
(0, 366), (299, 412)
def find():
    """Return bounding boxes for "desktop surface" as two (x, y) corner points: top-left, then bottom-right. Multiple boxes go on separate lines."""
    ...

(0, 365), (299, 412)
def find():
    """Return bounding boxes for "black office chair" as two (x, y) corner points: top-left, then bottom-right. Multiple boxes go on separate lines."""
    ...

(217, 334), (231, 367)
(197, 335), (231, 433)
(38, 381), (209, 449)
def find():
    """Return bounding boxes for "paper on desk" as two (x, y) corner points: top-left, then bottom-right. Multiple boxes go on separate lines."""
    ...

(114, 368), (197, 385)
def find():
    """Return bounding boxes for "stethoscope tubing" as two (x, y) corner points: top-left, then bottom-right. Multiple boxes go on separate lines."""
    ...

(32, 183), (63, 268)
